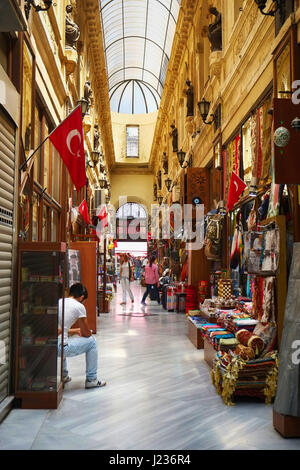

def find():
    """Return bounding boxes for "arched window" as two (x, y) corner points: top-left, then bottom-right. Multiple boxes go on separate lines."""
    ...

(116, 203), (148, 240)
(116, 203), (147, 219)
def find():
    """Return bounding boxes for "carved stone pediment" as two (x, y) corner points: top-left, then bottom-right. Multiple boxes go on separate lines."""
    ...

(65, 48), (78, 76)
(83, 114), (91, 134)
(209, 50), (222, 81)
(185, 116), (194, 135)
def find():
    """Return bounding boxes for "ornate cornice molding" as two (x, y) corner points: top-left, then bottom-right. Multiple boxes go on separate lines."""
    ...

(82, 0), (115, 171)
(149, 0), (198, 172)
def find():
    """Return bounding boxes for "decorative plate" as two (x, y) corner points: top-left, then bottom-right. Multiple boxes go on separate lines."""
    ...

(273, 126), (290, 148)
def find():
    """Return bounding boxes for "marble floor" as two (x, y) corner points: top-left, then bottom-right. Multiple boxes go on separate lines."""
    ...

(0, 281), (300, 450)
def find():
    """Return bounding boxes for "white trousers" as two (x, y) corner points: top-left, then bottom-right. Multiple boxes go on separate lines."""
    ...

(121, 277), (134, 302)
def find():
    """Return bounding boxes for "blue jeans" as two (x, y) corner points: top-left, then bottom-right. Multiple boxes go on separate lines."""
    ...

(121, 277), (134, 303)
(142, 284), (160, 303)
(58, 336), (98, 381)
(136, 267), (141, 279)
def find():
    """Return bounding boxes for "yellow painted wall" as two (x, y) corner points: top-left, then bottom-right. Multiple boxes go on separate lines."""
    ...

(110, 173), (154, 214)
(111, 111), (158, 164)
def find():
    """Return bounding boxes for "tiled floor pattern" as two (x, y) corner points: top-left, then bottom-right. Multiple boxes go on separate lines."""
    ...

(0, 282), (300, 450)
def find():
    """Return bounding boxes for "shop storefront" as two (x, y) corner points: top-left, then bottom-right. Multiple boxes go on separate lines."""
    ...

(0, 61), (20, 415)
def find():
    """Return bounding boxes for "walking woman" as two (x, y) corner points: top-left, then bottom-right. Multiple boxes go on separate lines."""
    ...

(141, 255), (160, 305)
(119, 253), (134, 305)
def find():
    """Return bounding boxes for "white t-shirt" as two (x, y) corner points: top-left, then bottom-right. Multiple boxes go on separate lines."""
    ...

(58, 297), (86, 345)
(121, 263), (130, 279)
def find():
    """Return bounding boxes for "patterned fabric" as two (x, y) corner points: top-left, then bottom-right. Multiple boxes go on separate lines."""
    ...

(211, 351), (279, 405)
(251, 113), (258, 178)
(261, 276), (276, 323)
(234, 134), (241, 177)
(260, 97), (272, 184)
(256, 106), (263, 180)
(252, 275), (264, 320)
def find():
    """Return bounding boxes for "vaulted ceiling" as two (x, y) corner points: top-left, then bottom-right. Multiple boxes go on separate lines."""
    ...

(99, 0), (181, 114)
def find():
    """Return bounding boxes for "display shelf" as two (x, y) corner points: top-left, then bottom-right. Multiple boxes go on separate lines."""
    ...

(15, 242), (66, 409)
(187, 319), (204, 349)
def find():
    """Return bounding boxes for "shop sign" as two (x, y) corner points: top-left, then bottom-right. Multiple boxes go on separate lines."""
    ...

(273, 98), (300, 184)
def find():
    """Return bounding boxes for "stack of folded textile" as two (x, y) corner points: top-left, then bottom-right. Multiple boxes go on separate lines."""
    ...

(197, 323), (237, 351)
(217, 310), (252, 333)
(232, 317), (258, 333)
(211, 351), (279, 405)
(188, 316), (208, 328)
(219, 337), (239, 352)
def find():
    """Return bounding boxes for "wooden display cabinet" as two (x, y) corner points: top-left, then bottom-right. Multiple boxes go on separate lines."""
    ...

(15, 242), (67, 409)
(69, 241), (98, 332)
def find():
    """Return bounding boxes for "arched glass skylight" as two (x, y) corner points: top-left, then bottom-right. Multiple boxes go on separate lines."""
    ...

(116, 203), (147, 219)
(99, 0), (181, 114)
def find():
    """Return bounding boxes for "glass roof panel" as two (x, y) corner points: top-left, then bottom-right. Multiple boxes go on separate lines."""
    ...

(124, 67), (143, 81)
(100, 0), (181, 114)
(118, 81), (133, 114)
(134, 83), (147, 114)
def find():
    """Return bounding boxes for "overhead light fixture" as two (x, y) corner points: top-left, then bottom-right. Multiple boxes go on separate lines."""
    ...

(76, 98), (89, 118)
(24, 0), (52, 20)
(165, 178), (172, 192)
(99, 175), (106, 189)
(91, 150), (100, 167)
(177, 149), (186, 167)
(197, 98), (216, 125)
(254, 0), (284, 17)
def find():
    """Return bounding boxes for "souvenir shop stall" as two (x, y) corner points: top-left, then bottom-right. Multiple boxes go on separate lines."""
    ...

(147, 228), (197, 312)
(186, 91), (295, 405)
(97, 236), (116, 313)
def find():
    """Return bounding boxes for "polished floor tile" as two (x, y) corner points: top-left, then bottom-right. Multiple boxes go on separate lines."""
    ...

(0, 281), (299, 450)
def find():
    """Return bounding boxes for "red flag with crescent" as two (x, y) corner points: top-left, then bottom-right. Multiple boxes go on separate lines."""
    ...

(49, 106), (86, 191)
(227, 172), (247, 211)
(78, 199), (91, 224)
(97, 205), (108, 228)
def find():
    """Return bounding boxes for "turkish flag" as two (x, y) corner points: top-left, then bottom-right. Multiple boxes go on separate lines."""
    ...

(78, 199), (91, 224)
(97, 205), (108, 228)
(49, 106), (86, 191)
(227, 172), (247, 211)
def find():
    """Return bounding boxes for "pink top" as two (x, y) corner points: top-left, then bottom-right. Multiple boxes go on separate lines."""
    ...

(144, 263), (159, 284)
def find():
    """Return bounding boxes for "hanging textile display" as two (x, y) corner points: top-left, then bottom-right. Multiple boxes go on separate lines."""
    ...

(251, 113), (258, 179)
(252, 275), (264, 321)
(244, 226), (280, 276)
(260, 97), (272, 184)
(234, 134), (241, 177)
(223, 148), (228, 201)
(256, 106), (263, 181)
(230, 216), (242, 270)
(261, 276), (276, 324)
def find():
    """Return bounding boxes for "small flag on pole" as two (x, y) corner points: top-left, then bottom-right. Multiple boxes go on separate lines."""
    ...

(78, 199), (91, 224)
(227, 172), (247, 211)
(97, 206), (108, 228)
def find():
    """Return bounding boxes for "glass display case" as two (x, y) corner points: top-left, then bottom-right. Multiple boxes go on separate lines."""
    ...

(15, 242), (67, 409)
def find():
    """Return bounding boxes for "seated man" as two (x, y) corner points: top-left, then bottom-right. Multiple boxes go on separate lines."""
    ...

(58, 283), (106, 389)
